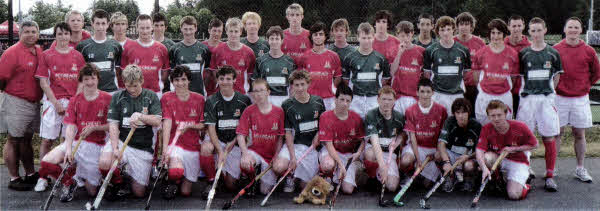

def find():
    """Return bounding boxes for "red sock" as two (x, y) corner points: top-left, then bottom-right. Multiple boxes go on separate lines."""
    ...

(40, 161), (62, 179)
(199, 155), (216, 181)
(61, 165), (77, 186)
(543, 141), (557, 178)
(520, 184), (531, 200)
(168, 168), (184, 184)
(363, 160), (379, 178)
(100, 168), (123, 184)
(241, 164), (255, 178)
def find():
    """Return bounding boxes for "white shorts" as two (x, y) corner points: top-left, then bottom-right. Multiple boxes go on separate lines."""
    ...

(319, 149), (361, 187)
(394, 96), (417, 115)
(500, 159), (529, 187)
(54, 140), (104, 186)
(476, 90), (513, 125)
(223, 146), (278, 186)
(402, 145), (439, 182)
(433, 92), (464, 115)
(324, 97), (335, 111)
(269, 95), (289, 107)
(102, 141), (154, 186)
(40, 98), (70, 140)
(278, 144), (319, 182)
(170, 146), (204, 182)
(350, 95), (378, 118)
(556, 94), (593, 128)
(365, 144), (399, 182)
(517, 94), (560, 137)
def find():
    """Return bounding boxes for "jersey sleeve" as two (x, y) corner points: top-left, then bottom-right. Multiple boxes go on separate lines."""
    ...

(438, 118), (453, 144)
(203, 47), (212, 68)
(403, 110), (415, 133)
(161, 46), (170, 71)
(107, 93), (121, 123)
(0, 49), (17, 80)
(282, 102), (293, 131)
(149, 92), (162, 117)
(168, 47), (177, 69)
(381, 56), (391, 79)
(209, 49), (219, 69)
(318, 115), (333, 142)
(277, 109), (285, 135)
(552, 50), (563, 76)
(160, 96), (172, 120)
(463, 47), (472, 71)
(120, 48), (129, 69)
(114, 44), (123, 69)
(333, 54), (342, 77)
(364, 112), (378, 137)
(589, 47), (600, 84)
(342, 56), (352, 80)
(63, 97), (78, 125)
(423, 48), (433, 72)
(471, 49), (482, 72)
(198, 97), (206, 122)
(252, 58), (262, 80)
(355, 117), (366, 140)
(519, 124), (538, 147)
(204, 99), (216, 125)
(247, 49), (256, 76)
(235, 108), (251, 136)
(476, 127), (489, 151)
(35, 54), (49, 78)
(518, 50), (526, 76)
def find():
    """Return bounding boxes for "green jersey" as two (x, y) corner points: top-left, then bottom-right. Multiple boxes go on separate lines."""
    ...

(342, 50), (391, 96)
(328, 44), (357, 69)
(107, 89), (162, 153)
(161, 38), (176, 51)
(423, 42), (471, 94)
(76, 38), (123, 92)
(253, 53), (296, 96)
(438, 116), (481, 155)
(204, 91), (251, 143)
(364, 108), (405, 152)
(282, 95), (326, 146)
(242, 37), (270, 58)
(169, 41), (211, 95)
(519, 45), (563, 96)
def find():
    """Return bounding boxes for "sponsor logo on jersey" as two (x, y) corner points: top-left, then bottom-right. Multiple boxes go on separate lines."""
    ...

(123, 107), (127, 114)
(438, 58), (442, 63)
(238, 59), (245, 67)
(374, 63), (380, 70)
(430, 121), (437, 128)
(411, 58), (418, 66)
(324, 61), (331, 69)
(503, 62), (509, 70)
(196, 54), (203, 61)
(485, 64), (489, 69)
(350, 129), (356, 136)
(190, 109), (197, 117)
(266, 68), (270, 72)
(89, 53), (95, 59)
(234, 109), (241, 117)
(272, 123), (278, 130)
(153, 55), (159, 63)
(454, 57), (462, 64)
(107, 52), (114, 59)
(259, 50), (264, 57)
(252, 124), (257, 130)
(314, 111), (319, 118)
(98, 109), (104, 117)
(282, 67), (288, 74)
(527, 62), (531, 67)
(72, 64), (78, 71)
(544, 61), (551, 69)
(142, 107), (148, 115)
(300, 42), (307, 49)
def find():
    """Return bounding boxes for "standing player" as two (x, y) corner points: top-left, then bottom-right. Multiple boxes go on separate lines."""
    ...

(413, 14), (436, 48)
(202, 18), (224, 96)
(121, 14), (170, 98)
(241, 12), (269, 58)
(362, 86), (404, 192)
(253, 26), (296, 107)
(476, 100), (536, 200)
(210, 18), (256, 95)
(390, 21), (425, 114)
(51, 10), (91, 49)
(77, 9), (123, 94)
(36, 22), (86, 160)
(34, 64), (111, 202)
(152, 13), (176, 51)
(553, 17), (600, 183)
(169, 16), (212, 95)
(0, 21), (44, 191)
(318, 83), (365, 194)
(299, 22), (342, 110)
(517, 17), (562, 192)
(110, 12), (132, 48)
(329, 18), (356, 66)
(343, 23), (391, 118)
(423, 16), (471, 115)
(160, 66), (206, 199)
(505, 15), (531, 119)
(472, 19), (519, 124)
(399, 79), (447, 187)
(99, 64), (162, 199)
(282, 3), (312, 66)
(372, 10), (401, 66)
(273, 70), (325, 192)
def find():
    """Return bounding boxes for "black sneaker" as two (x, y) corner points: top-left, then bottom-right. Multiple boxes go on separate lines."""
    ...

(59, 183), (77, 202)
(23, 172), (40, 188)
(104, 183), (119, 201)
(8, 177), (32, 191)
(116, 182), (131, 198)
(365, 178), (381, 193)
(162, 181), (178, 200)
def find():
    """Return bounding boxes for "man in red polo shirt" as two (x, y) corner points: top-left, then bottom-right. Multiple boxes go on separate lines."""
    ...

(0, 21), (44, 191)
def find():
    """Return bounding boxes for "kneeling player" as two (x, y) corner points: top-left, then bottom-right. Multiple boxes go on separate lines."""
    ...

(476, 100), (537, 200)
(35, 64), (111, 202)
(160, 65), (205, 198)
(319, 84), (365, 194)
(99, 64), (162, 198)
(363, 86), (405, 192)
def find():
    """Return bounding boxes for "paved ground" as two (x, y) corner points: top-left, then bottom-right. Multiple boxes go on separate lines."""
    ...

(1, 158), (599, 210)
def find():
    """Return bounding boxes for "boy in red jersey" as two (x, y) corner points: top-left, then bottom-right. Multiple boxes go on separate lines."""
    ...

(50, 10), (91, 49)
(476, 100), (537, 200)
(282, 3), (312, 66)
(390, 21), (425, 115)
(372, 10), (401, 66)
(202, 18), (224, 96)
(505, 15), (531, 119)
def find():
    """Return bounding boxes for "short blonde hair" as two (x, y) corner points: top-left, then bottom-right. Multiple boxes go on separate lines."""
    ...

(110, 12), (128, 25)
(65, 10), (84, 22)
(242, 12), (261, 27)
(357, 22), (374, 35)
(225, 17), (242, 31)
(122, 64), (144, 84)
(286, 3), (304, 15)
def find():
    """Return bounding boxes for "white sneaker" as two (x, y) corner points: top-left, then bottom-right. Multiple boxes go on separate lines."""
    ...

(283, 176), (295, 193)
(574, 168), (593, 183)
(34, 178), (48, 192)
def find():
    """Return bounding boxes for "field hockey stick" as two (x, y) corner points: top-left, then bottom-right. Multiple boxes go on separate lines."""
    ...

(471, 151), (508, 208)
(419, 153), (472, 209)
(378, 141), (398, 207)
(41, 135), (84, 211)
(144, 129), (184, 210)
(204, 141), (235, 211)
(329, 156), (357, 210)
(392, 155), (433, 206)
(222, 163), (274, 210)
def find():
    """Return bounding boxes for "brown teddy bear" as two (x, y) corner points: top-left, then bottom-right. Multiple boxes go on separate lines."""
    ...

(293, 176), (332, 205)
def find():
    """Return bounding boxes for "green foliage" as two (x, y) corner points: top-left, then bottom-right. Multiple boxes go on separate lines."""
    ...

(164, 1), (215, 39)
(91, 0), (140, 26)
(28, 1), (72, 30)
(0, 0), (8, 24)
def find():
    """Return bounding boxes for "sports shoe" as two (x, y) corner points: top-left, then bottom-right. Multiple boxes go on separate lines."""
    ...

(461, 179), (474, 192)
(574, 168), (593, 183)
(544, 178), (558, 192)
(200, 184), (211, 200)
(528, 168), (536, 179)
(34, 178), (49, 192)
(162, 182), (178, 200)
(8, 177), (32, 191)
(442, 176), (455, 192)
(104, 183), (119, 201)
(283, 176), (295, 193)
(59, 183), (77, 202)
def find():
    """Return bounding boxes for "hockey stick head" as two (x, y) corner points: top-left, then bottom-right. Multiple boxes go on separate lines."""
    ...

(222, 201), (232, 210)
(419, 199), (431, 209)
(393, 201), (405, 206)
(84, 201), (95, 210)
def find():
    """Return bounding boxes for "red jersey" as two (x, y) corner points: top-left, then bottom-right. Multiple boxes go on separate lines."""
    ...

(0, 42), (44, 102)
(35, 48), (86, 100)
(236, 104), (285, 162)
(50, 30), (91, 49)
(161, 91), (206, 151)
(454, 36), (486, 86)
(472, 46), (519, 95)
(553, 40), (600, 97)
(209, 42), (256, 94)
(282, 28), (311, 66)
(116, 38), (134, 89)
(373, 35), (401, 64)
(299, 49), (342, 98)
(201, 40), (222, 53)
(121, 40), (170, 93)
(318, 110), (365, 154)
(201, 40), (221, 96)
(391, 45), (425, 98)
(403, 102), (447, 148)
(63, 91), (112, 145)
(477, 120), (537, 165)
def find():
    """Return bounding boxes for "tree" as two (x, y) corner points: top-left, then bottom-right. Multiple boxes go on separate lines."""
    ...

(91, 0), (140, 26)
(0, 0), (8, 24)
(164, 1), (215, 39)
(28, 1), (71, 30)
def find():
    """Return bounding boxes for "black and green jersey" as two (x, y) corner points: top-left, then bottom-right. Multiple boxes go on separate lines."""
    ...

(328, 44), (357, 69)
(204, 91), (251, 143)
(364, 108), (405, 152)
(438, 116), (481, 155)
(342, 50), (391, 96)
(253, 53), (296, 96)
(242, 37), (270, 58)
(107, 89), (162, 153)
(169, 41), (211, 95)
(423, 42), (471, 94)
(282, 95), (326, 146)
(519, 45), (563, 96)
(76, 38), (123, 92)
(161, 38), (176, 51)
(413, 37), (437, 49)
